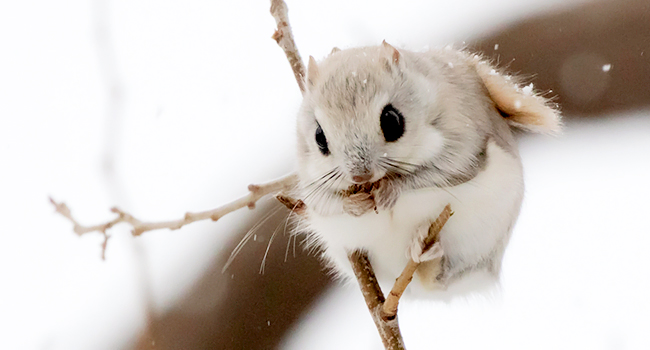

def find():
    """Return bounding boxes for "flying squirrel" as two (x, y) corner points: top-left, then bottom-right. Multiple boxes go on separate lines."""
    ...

(294, 42), (560, 297)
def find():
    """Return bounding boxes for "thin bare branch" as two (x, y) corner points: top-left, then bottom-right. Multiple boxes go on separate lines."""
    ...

(51, 173), (298, 237)
(348, 250), (406, 350)
(270, 0), (306, 94)
(381, 204), (453, 320)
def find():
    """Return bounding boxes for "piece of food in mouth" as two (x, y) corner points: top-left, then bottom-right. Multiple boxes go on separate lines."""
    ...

(341, 181), (380, 196)
(339, 180), (382, 216)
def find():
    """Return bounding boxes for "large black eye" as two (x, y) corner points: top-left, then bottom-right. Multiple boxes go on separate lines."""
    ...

(380, 104), (405, 142)
(315, 122), (330, 155)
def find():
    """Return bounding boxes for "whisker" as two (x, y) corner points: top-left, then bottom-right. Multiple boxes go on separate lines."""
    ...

(437, 184), (461, 202)
(380, 159), (417, 176)
(222, 205), (282, 273)
(260, 220), (282, 274)
(302, 168), (339, 202)
(381, 157), (417, 169)
(383, 158), (420, 168)
(308, 169), (342, 210)
(320, 171), (344, 209)
(304, 168), (337, 189)
(284, 225), (291, 263)
(382, 158), (465, 204)
(281, 200), (304, 262)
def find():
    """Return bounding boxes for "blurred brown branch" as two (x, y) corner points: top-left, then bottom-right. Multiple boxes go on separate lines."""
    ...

(137, 1), (650, 348)
(470, 0), (650, 116)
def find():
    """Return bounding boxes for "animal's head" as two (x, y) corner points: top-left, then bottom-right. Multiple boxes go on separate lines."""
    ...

(296, 42), (560, 211)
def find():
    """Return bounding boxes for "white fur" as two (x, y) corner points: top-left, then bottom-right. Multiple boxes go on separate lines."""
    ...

(306, 141), (523, 297)
(295, 45), (560, 299)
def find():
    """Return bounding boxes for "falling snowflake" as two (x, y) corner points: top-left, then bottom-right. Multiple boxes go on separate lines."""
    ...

(522, 83), (534, 95)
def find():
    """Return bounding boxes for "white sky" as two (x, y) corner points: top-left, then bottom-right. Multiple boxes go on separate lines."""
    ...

(284, 113), (650, 350)
(3, 0), (649, 349)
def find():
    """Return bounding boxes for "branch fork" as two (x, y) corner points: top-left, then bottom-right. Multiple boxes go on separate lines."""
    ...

(274, 194), (453, 349)
(348, 205), (453, 349)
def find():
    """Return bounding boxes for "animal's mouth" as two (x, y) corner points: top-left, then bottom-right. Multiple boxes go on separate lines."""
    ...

(339, 180), (380, 197)
(336, 175), (394, 198)
(336, 177), (392, 216)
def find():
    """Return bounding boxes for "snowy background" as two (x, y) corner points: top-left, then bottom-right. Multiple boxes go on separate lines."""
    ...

(1, 0), (649, 349)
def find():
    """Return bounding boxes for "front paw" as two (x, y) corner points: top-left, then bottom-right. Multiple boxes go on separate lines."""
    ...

(410, 241), (444, 263)
(408, 221), (444, 263)
(373, 178), (401, 210)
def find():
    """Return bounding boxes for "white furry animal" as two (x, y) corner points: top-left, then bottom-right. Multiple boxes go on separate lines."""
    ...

(294, 42), (560, 297)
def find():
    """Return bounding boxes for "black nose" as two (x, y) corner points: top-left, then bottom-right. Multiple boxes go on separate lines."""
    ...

(352, 173), (372, 183)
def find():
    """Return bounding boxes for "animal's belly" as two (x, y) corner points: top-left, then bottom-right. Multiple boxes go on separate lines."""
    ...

(307, 142), (524, 293)
(309, 190), (451, 283)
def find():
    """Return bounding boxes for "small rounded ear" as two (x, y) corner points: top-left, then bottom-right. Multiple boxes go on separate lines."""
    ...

(381, 40), (401, 66)
(330, 47), (341, 55)
(307, 55), (319, 88)
(472, 57), (561, 134)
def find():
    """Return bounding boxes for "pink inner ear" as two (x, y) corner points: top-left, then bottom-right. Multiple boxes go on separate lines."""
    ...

(307, 55), (319, 87)
(392, 49), (400, 65)
(473, 58), (561, 134)
(381, 40), (401, 65)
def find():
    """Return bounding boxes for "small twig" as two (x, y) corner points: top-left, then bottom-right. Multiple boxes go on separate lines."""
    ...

(381, 204), (452, 320)
(270, 0), (306, 94)
(51, 173), (298, 238)
(100, 232), (110, 260)
(275, 193), (306, 215)
(349, 250), (406, 350)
